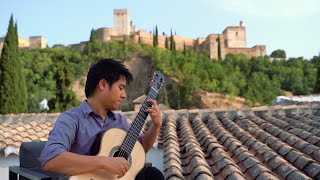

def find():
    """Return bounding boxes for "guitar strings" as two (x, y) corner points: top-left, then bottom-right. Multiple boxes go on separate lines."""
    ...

(118, 88), (157, 158)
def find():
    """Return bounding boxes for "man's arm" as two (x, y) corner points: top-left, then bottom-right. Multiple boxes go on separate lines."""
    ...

(40, 113), (130, 177)
(142, 99), (162, 152)
(43, 151), (129, 177)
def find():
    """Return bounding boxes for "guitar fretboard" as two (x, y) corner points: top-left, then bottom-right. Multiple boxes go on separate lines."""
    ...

(120, 87), (159, 154)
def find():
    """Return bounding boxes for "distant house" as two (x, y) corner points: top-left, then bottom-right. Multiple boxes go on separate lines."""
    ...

(133, 95), (170, 112)
(39, 98), (49, 111)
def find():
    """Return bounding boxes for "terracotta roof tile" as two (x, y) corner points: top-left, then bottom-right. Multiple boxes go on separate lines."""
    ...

(303, 162), (320, 178)
(1, 105), (320, 179)
(286, 170), (312, 180)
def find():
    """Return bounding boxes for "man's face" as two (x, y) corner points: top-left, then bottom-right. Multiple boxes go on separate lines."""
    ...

(103, 75), (127, 110)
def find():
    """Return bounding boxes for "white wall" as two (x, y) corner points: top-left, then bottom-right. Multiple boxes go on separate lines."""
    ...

(0, 154), (19, 180)
(146, 147), (164, 173)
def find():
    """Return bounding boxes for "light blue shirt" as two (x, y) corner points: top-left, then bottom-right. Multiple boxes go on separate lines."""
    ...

(39, 100), (139, 171)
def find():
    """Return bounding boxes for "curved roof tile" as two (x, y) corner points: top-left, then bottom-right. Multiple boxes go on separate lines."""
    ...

(1, 104), (320, 179)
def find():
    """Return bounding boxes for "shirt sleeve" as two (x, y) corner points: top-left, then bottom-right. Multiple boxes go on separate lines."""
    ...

(39, 112), (77, 167)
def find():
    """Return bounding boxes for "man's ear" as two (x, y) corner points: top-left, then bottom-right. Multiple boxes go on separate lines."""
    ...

(98, 79), (108, 90)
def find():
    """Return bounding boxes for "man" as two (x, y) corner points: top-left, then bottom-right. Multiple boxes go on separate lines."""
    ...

(40, 58), (164, 179)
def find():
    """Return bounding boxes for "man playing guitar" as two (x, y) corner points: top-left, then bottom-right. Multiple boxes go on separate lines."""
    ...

(40, 58), (164, 180)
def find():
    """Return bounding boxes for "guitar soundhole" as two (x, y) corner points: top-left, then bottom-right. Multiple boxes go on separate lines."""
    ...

(113, 149), (129, 160)
(110, 146), (132, 166)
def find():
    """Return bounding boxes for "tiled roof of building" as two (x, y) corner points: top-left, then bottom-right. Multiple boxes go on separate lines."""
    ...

(1, 104), (320, 179)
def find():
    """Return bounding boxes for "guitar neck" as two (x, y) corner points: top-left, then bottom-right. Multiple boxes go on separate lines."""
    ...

(121, 87), (159, 154)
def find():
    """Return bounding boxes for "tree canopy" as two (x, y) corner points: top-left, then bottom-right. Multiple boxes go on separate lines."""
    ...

(0, 15), (28, 114)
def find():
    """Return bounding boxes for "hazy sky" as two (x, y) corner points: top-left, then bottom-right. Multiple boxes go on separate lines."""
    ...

(1, 0), (319, 59)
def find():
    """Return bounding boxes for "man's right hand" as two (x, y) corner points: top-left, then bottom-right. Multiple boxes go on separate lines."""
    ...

(103, 157), (130, 178)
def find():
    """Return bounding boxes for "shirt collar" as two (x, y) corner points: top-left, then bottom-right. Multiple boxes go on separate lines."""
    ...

(81, 100), (116, 120)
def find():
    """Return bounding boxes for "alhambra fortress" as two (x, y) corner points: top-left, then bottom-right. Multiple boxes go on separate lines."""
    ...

(0, 9), (266, 59)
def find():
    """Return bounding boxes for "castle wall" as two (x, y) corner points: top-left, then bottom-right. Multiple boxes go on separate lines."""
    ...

(69, 41), (87, 51)
(223, 26), (246, 48)
(0, 36), (47, 57)
(29, 36), (47, 48)
(173, 35), (194, 50)
(225, 45), (266, 58)
(194, 37), (206, 51)
(134, 30), (153, 46)
(68, 10), (266, 61)
(200, 34), (226, 60)
(114, 9), (130, 36)
(18, 36), (30, 49)
(96, 28), (117, 42)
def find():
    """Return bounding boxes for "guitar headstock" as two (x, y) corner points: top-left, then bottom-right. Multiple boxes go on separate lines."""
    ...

(149, 71), (165, 91)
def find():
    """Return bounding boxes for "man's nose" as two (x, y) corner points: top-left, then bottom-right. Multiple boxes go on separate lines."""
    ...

(121, 91), (126, 98)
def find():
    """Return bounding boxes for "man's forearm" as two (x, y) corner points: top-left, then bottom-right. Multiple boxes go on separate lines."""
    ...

(43, 151), (105, 175)
(142, 124), (161, 152)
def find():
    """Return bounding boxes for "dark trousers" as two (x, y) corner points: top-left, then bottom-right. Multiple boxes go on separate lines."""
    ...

(135, 167), (164, 180)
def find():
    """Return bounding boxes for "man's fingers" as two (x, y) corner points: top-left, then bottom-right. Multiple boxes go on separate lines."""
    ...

(147, 99), (157, 106)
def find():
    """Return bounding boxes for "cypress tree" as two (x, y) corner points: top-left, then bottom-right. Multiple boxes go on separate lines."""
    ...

(315, 59), (320, 93)
(138, 35), (142, 44)
(165, 37), (168, 49)
(89, 28), (96, 43)
(217, 35), (221, 60)
(0, 15), (27, 114)
(170, 29), (176, 52)
(49, 53), (78, 112)
(155, 25), (158, 47)
(152, 27), (155, 47)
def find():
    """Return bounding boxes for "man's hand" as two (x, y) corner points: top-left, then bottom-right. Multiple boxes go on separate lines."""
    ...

(103, 157), (129, 178)
(145, 99), (162, 128)
(141, 99), (162, 152)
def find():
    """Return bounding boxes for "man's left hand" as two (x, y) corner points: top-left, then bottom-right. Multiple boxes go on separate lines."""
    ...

(145, 99), (162, 128)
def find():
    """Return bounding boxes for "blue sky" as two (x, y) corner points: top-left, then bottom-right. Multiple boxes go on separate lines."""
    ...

(1, 0), (319, 59)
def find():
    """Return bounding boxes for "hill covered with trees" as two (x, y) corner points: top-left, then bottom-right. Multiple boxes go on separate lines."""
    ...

(17, 39), (320, 112)
(1, 17), (319, 113)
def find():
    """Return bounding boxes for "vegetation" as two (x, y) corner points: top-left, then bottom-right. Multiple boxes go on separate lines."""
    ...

(0, 15), (28, 114)
(270, 49), (286, 59)
(0, 15), (318, 112)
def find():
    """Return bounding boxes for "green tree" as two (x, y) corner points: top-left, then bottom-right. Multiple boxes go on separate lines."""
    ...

(0, 15), (28, 114)
(49, 53), (79, 112)
(155, 25), (158, 47)
(270, 49), (286, 58)
(89, 28), (96, 43)
(170, 29), (176, 52)
(165, 37), (168, 49)
(217, 35), (221, 60)
(315, 58), (320, 93)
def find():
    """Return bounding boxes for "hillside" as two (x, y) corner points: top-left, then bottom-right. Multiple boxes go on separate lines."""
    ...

(194, 89), (247, 109)
(72, 56), (249, 111)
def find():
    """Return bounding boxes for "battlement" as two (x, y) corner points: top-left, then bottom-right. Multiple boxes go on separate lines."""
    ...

(114, 9), (128, 15)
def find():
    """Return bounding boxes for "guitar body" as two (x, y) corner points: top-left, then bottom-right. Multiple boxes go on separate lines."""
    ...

(70, 128), (146, 180)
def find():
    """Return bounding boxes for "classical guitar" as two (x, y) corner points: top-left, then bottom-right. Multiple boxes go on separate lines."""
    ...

(70, 71), (165, 180)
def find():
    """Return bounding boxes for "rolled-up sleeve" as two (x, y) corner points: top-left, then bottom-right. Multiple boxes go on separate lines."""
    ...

(39, 112), (77, 167)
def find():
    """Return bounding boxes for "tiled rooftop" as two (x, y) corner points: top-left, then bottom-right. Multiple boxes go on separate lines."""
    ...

(1, 104), (320, 179)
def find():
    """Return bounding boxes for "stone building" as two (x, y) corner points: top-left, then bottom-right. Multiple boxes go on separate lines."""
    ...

(73, 9), (266, 60)
(0, 36), (47, 56)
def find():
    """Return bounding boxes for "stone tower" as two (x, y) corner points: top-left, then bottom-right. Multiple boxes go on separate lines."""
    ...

(113, 9), (130, 36)
(223, 21), (246, 48)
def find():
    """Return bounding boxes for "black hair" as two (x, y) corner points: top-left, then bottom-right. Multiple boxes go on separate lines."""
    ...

(85, 58), (133, 98)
